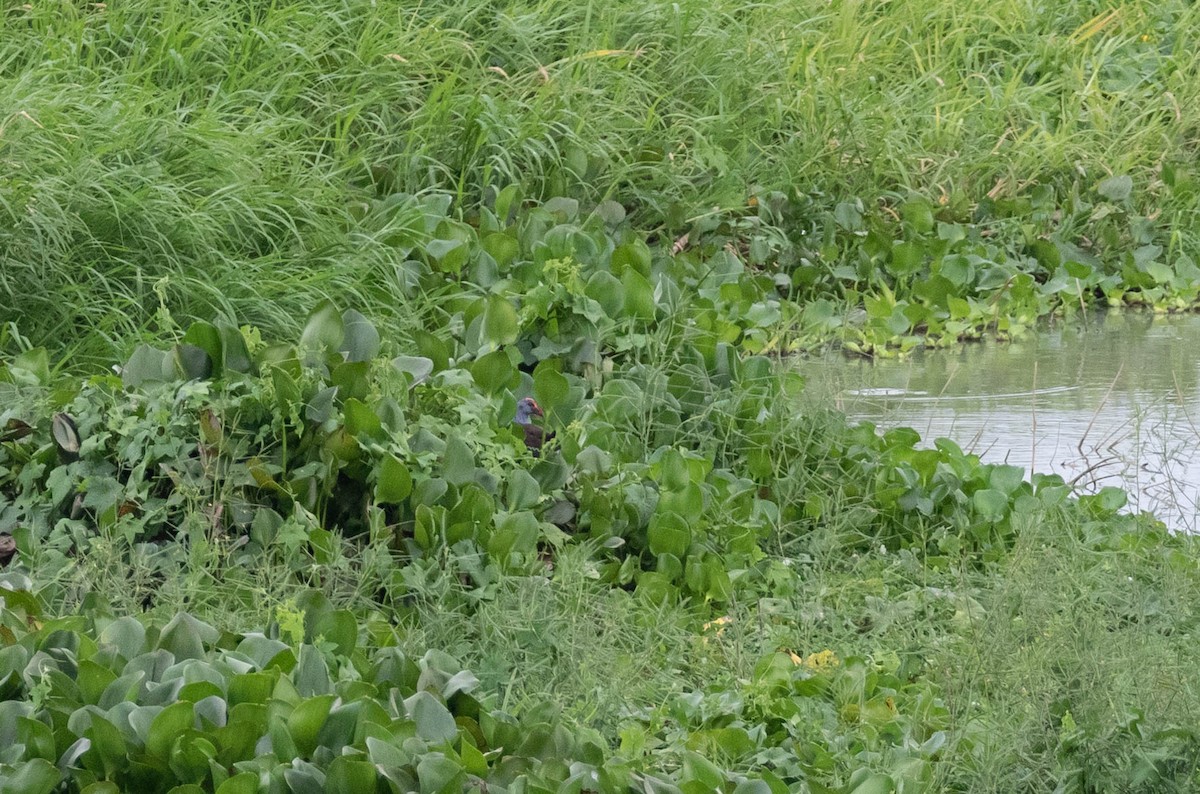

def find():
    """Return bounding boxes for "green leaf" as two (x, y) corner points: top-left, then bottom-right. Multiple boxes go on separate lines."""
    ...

(98, 617), (146, 662)
(305, 386), (338, 425)
(404, 691), (457, 743)
(443, 437), (475, 487)
(18, 717), (56, 762)
(426, 238), (468, 274)
(123, 344), (173, 387)
(532, 364), (569, 412)
(0, 759), (60, 794)
(376, 456), (413, 504)
(972, 489), (1009, 522)
(470, 350), (515, 393)
(392, 355), (434, 387)
(622, 269), (657, 322)
(506, 469), (541, 511)
(343, 398), (383, 439)
(1097, 174), (1133, 202)
(182, 322), (224, 378)
(326, 757), (377, 792)
(848, 773), (895, 794)
(312, 610), (357, 657)
(482, 295), (519, 348)
(7, 347), (49, 386)
(158, 613), (218, 661)
(146, 701), (194, 761)
(890, 241), (924, 275)
(417, 754), (465, 794)
(287, 694), (335, 758)
(219, 324), (252, 374)
(214, 772), (260, 794)
(494, 184), (522, 224)
(340, 309), (380, 362)
(648, 512), (691, 557)
(901, 198), (935, 233)
(611, 240), (651, 277)
(482, 233), (519, 268)
(300, 300), (345, 354)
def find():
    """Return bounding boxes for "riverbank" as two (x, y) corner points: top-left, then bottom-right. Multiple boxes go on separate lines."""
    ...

(4, 0), (1200, 790)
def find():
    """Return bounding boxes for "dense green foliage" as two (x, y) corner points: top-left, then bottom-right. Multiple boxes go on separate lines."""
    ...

(5, 0), (1200, 791)
(3, 0), (1200, 362)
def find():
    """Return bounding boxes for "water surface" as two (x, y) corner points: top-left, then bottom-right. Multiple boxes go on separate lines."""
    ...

(800, 312), (1200, 530)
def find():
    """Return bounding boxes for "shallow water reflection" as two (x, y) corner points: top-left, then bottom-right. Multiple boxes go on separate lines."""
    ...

(801, 312), (1200, 531)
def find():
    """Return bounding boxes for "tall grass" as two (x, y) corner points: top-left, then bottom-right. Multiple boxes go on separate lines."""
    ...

(2, 0), (1199, 359)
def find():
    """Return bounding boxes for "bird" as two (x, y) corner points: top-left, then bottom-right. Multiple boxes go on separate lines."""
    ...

(514, 397), (552, 455)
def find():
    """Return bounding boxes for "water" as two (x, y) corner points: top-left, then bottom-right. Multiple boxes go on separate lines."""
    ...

(800, 312), (1200, 531)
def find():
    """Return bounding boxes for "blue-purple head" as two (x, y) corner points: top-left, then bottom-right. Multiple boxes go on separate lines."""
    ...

(515, 397), (544, 425)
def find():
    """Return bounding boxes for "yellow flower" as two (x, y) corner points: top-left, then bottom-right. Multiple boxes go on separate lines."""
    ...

(801, 649), (841, 671)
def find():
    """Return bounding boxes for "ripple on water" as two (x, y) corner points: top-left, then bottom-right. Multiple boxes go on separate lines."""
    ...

(800, 312), (1200, 532)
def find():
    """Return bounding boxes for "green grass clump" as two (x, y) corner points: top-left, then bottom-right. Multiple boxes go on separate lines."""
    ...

(5, 0), (1200, 790)
(4, 0), (1200, 359)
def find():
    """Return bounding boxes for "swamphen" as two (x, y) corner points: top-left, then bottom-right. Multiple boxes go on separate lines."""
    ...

(515, 397), (551, 455)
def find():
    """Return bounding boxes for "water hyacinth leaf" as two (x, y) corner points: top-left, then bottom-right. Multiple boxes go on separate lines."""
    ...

(8, 347), (49, 386)
(470, 349), (515, 394)
(294, 645), (331, 697)
(417, 753), (466, 794)
(585, 270), (624, 318)
(426, 238), (468, 274)
(544, 196), (579, 221)
(158, 613), (219, 661)
(304, 386), (338, 425)
(731, 782), (774, 794)
(622, 269), (657, 321)
(392, 355), (434, 388)
(122, 344), (173, 387)
(506, 469), (541, 511)
(312, 610), (357, 657)
(228, 672), (277, 706)
(0, 759), (59, 794)
(648, 512), (691, 557)
(174, 343), (212, 380)
(287, 695), (336, 758)
(847, 773), (895, 794)
(405, 691), (458, 743)
(412, 330), (450, 372)
(593, 200), (626, 226)
(300, 300), (345, 354)
(283, 762), (326, 794)
(610, 240), (651, 277)
(343, 398), (383, 439)
(482, 233), (519, 268)
(340, 309), (380, 362)
(1097, 174), (1133, 202)
(214, 772), (259, 794)
(17, 716), (55, 762)
(443, 437), (475, 487)
(182, 322), (223, 378)
(532, 364), (569, 412)
(80, 782), (120, 794)
(494, 184), (522, 225)
(482, 295), (519, 348)
(327, 757), (377, 792)
(218, 324), (252, 374)
(146, 701), (194, 761)
(972, 489), (1009, 522)
(376, 456), (412, 504)
(78, 660), (118, 705)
